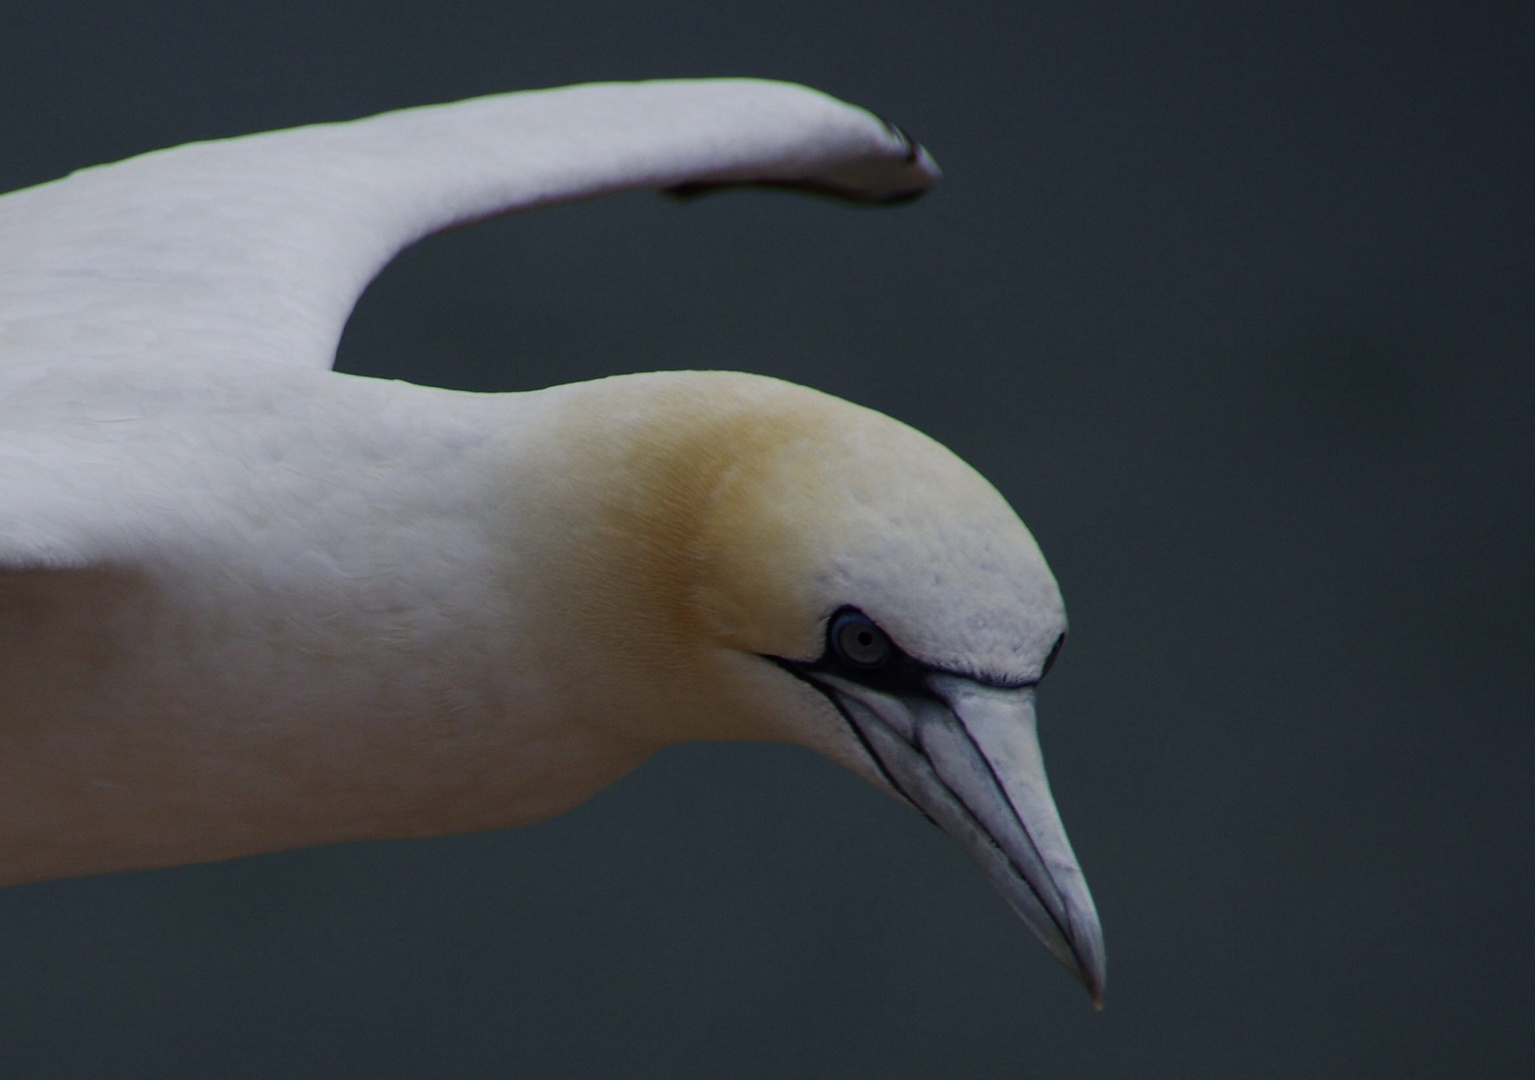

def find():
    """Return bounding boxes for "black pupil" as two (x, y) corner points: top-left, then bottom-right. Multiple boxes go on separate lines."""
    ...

(836, 616), (889, 666)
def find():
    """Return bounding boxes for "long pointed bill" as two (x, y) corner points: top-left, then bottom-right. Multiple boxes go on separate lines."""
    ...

(816, 672), (1106, 1006)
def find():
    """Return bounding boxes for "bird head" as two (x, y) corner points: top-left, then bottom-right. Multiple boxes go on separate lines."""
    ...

(511, 370), (1105, 1004)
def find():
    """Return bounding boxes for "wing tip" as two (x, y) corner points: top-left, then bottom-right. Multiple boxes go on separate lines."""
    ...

(663, 123), (941, 206)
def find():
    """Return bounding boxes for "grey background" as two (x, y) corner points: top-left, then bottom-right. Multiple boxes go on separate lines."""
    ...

(0, 1), (1531, 1076)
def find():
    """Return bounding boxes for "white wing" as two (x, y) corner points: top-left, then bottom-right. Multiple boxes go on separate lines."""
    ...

(0, 79), (938, 374)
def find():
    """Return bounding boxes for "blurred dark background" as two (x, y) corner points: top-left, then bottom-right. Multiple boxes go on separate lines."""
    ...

(0, 1), (1530, 1075)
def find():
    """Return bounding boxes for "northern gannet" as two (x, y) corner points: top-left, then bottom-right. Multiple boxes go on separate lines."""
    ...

(0, 79), (1105, 1003)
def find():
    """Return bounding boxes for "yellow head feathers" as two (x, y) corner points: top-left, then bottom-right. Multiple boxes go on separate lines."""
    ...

(507, 371), (1065, 749)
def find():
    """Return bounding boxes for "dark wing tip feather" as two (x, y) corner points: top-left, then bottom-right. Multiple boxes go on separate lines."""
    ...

(662, 176), (931, 205)
(664, 119), (939, 206)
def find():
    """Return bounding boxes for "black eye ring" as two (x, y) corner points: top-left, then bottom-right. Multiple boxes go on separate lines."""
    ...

(829, 610), (893, 669)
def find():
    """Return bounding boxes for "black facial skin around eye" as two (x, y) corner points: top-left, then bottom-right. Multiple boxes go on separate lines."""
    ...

(1041, 632), (1066, 679)
(769, 605), (1050, 695)
(803, 606), (930, 696)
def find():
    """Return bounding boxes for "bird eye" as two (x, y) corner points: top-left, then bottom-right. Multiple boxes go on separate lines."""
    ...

(830, 611), (893, 669)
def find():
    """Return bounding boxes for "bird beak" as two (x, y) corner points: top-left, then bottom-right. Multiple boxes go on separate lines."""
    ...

(812, 671), (1106, 1006)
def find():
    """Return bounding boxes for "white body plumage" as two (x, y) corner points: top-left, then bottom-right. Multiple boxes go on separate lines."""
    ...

(0, 80), (1105, 1002)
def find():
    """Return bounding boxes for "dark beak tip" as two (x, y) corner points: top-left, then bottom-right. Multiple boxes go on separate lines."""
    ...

(1063, 957), (1106, 1010)
(1062, 925), (1106, 1010)
(1040, 923), (1106, 1009)
(1086, 971), (1107, 1011)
